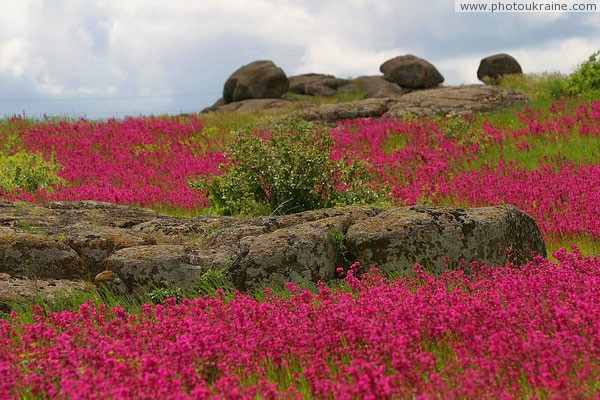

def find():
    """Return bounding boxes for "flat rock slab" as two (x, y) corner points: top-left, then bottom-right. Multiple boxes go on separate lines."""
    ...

(106, 245), (206, 294)
(386, 85), (529, 118)
(300, 98), (392, 122)
(0, 273), (93, 312)
(202, 98), (294, 114)
(0, 226), (88, 279)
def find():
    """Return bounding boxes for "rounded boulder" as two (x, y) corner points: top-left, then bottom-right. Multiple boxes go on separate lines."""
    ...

(380, 55), (444, 89)
(223, 60), (289, 103)
(477, 53), (523, 83)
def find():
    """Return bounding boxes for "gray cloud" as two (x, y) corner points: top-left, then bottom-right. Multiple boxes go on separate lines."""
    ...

(1, 0), (598, 118)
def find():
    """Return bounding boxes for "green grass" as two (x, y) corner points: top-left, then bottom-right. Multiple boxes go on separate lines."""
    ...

(466, 130), (600, 171)
(546, 234), (600, 259)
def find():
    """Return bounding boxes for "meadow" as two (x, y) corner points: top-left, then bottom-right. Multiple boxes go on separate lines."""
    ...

(0, 67), (600, 397)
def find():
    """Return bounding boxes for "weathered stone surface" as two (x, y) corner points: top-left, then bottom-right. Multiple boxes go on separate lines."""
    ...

(223, 60), (289, 103)
(288, 73), (351, 96)
(132, 215), (236, 244)
(57, 224), (156, 275)
(0, 273), (92, 312)
(201, 98), (294, 114)
(0, 201), (546, 297)
(0, 200), (160, 235)
(353, 76), (406, 99)
(106, 245), (206, 293)
(301, 98), (392, 122)
(232, 216), (352, 291)
(346, 205), (546, 274)
(478, 53), (523, 83)
(385, 85), (529, 118)
(0, 226), (88, 279)
(380, 55), (444, 89)
(229, 207), (383, 291)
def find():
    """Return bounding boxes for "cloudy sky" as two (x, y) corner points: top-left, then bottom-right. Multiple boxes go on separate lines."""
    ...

(1, 0), (599, 118)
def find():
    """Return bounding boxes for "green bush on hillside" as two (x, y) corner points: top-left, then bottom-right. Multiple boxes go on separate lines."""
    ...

(191, 118), (386, 215)
(0, 151), (65, 193)
(568, 50), (600, 94)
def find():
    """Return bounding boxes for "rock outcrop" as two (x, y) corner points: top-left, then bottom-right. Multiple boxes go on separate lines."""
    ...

(201, 55), (534, 121)
(0, 201), (546, 300)
(385, 85), (529, 118)
(0, 273), (93, 311)
(288, 73), (351, 96)
(202, 98), (294, 114)
(223, 60), (289, 103)
(346, 205), (546, 275)
(347, 76), (406, 99)
(380, 55), (444, 89)
(300, 98), (392, 122)
(478, 53), (523, 83)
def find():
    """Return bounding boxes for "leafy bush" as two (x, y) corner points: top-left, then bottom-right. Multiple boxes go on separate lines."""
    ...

(0, 151), (65, 193)
(192, 118), (386, 215)
(568, 50), (600, 94)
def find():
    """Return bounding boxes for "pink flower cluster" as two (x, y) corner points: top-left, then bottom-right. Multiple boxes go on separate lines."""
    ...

(1, 250), (599, 398)
(331, 100), (600, 237)
(3, 116), (225, 209)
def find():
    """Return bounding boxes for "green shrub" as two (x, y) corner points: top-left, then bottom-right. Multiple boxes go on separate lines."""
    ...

(191, 118), (386, 215)
(568, 50), (600, 94)
(0, 151), (65, 193)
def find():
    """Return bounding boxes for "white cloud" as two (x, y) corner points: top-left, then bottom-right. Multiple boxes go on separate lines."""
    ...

(0, 38), (32, 77)
(1, 0), (599, 117)
(512, 37), (600, 74)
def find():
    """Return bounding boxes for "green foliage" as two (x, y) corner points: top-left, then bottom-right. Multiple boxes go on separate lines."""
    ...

(148, 287), (184, 304)
(330, 228), (350, 265)
(0, 151), (65, 193)
(568, 50), (600, 94)
(191, 118), (386, 216)
(194, 267), (235, 297)
(498, 72), (570, 101)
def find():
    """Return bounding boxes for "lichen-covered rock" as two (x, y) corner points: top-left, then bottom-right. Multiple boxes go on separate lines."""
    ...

(346, 205), (546, 274)
(106, 245), (206, 293)
(0, 273), (92, 312)
(57, 224), (157, 275)
(0, 200), (161, 235)
(0, 227), (88, 279)
(232, 216), (353, 291)
(385, 85), (529, 118)
(301, 98), (392, 122)
(0, 201), (546, 297)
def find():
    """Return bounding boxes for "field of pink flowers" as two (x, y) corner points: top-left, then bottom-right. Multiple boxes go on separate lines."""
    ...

(1, 100), (599, 397)
(1, 250), (600, 398)
(1, 100), (598, 241)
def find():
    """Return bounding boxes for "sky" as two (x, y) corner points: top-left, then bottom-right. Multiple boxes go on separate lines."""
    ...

(1, 0), (599, 119)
